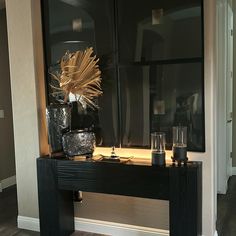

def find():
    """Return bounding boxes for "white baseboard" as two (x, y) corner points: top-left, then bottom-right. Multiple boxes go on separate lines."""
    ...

(18, 216), (169, 236)
(0, 175), (16, 192)
(214, 230), (218, 236)
(74, 218), (169, 236)
(232, 167), (236, 175)
(18, 216), (39, 232)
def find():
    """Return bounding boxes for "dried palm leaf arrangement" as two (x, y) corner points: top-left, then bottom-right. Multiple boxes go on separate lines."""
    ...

(50, 47), (102, 109)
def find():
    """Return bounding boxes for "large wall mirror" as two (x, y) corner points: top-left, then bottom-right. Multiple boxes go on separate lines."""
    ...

(41, 0), (205, 152)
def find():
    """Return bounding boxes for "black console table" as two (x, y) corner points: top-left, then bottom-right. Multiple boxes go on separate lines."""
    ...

(37, 157), (202, 236)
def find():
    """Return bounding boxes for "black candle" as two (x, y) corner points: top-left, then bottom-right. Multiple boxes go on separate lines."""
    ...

(152, 151), (166, 166)
(173, 146), (187, 161)
(151, 132), (166, 166)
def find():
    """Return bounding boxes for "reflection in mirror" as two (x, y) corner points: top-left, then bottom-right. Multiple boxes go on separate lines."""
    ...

(116, 0), (204, 151)
(42, 0), (119, 147)
(41, 0), (204, 151)
(120, 63), (204, 151)
(118, 0), (202, 62)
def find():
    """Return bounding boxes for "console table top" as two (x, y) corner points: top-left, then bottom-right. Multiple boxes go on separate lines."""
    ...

(39, 155), (201, 168)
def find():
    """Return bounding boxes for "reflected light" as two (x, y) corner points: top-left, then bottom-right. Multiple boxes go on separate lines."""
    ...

(94, 147), (173, 162)
(73, 18), (82, 32)
(152, 9), (163, 25)
(167, 6), (201, 20)
(60, 0), (89, 7)
(63, 40), (85, 44)
(60, 0), (79, 7)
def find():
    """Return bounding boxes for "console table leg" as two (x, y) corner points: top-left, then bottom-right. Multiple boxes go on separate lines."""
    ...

(37, 158), (74, 236)
(169, 166), (202, 236)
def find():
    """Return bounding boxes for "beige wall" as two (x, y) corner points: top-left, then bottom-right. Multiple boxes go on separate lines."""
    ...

(232, 0), (236, 167)
(0, 8), (15, 181)
(6, 0), (41, 218)
(76, 193), (169, 230)
(6, 0), (217, 235)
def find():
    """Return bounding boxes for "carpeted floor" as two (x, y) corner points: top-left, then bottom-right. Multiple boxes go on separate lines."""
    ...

(217, 176), (236, 236)
(0, 186), (106, 236)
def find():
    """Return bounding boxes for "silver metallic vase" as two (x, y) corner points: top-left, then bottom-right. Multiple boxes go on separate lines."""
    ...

(46, 104), (71, 153)
(62, 130), (95, 157)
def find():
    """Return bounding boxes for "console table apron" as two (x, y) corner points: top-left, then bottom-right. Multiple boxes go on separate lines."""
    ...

(37, 157), (202, 236)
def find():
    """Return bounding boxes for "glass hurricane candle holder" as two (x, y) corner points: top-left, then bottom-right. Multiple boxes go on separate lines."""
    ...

(151, 132), (166, 166)
(172, 126), (188, 164)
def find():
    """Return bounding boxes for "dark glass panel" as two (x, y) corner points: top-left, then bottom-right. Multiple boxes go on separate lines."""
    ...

(42, 0), (119, 147)
(117, 0), (202, 63)
(43, 0), (116, 101)
(41, 0), (204, 152)
(119, 65), (151, 148)
(47, 0), (115, 65)
(120, 62), (204, 151)
(96, 67), (119, 147)
(70, 67), (119, 148)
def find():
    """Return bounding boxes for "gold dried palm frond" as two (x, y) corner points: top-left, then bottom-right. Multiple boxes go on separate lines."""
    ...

(50, 47), (102, 109)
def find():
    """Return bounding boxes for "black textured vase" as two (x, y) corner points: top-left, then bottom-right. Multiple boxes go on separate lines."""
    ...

(46, 104), (71, 153)
(62, 130), (95, 157)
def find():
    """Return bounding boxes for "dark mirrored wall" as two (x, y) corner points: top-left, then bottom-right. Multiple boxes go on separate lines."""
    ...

(119, 63), (204, 151)
(41, 0), (119, 147)
(41, 0), (205, 151)
(117, 0), (203, 62)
